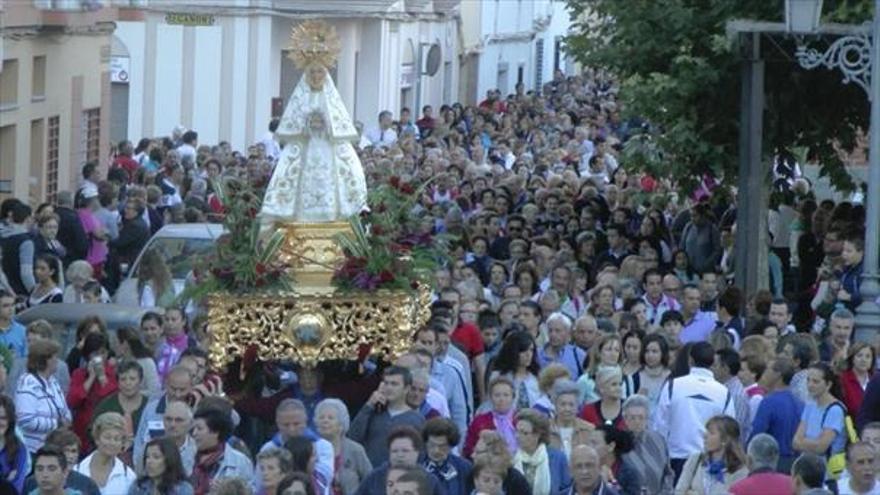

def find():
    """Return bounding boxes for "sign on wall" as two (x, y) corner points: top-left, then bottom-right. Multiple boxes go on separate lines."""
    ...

(400, 64), (414, 89)
(110, 56), (130, 84)
(165, 13), (216, 26)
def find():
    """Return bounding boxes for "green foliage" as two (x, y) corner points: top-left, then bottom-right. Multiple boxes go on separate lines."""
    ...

(565, 0), (871, 192)
(333, 176), (448, 292)
(178, 179), (292, 304)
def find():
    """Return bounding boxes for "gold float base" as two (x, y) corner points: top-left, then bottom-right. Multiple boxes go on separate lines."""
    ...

(274, 221), (350, 293)
(206, 288), (430, 368)
(206, 221), (430, 368)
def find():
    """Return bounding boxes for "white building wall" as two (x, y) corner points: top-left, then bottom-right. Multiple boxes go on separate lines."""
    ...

(153, 24), (184, 139)
(228, 17), (250, 149)
(116, 21), (145, 141)
(191, 26), (222, 145)
(116, 5), (459, 150)
(461, 0), (570, 104)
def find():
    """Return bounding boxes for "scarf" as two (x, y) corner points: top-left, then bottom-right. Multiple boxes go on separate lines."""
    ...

(166, 332), (189, 353)
(424, 458), (458, 482)
(492, 410), (517, 454)
(192, 444), (225, 495)
(705, 458), (726, 483)
(513, 443), (551, 495)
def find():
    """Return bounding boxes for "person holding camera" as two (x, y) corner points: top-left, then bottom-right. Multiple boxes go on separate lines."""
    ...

(66, 333), (118, 450)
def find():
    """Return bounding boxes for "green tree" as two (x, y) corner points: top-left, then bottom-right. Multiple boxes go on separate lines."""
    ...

(565, 0), (872, 192)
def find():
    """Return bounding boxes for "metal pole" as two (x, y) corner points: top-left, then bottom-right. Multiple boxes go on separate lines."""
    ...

(855, 0), (880, 343)
(735, 32), (769, 296)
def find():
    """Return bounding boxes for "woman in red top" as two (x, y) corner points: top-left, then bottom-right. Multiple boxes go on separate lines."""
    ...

(840, 341), (876, 417)
(580, 365), (627, 430)
(463, 376), (517, 459)
(66, 332), (118, 449)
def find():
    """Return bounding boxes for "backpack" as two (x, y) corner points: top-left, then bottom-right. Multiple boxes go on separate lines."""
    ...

(822, 401), (858, 479)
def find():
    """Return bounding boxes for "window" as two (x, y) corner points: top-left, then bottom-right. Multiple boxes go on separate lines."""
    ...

(554, 37), (562, 74)
(0, 125), (16, 194)
(82, 107), (100, 165)
(30, 119), (45, 202)
(0, 59), (19, 108)
(32, 56), (46, 100)
(46, 116), (60, 203)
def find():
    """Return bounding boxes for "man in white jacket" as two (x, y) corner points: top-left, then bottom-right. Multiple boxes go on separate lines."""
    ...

(654, 341), (735, 482)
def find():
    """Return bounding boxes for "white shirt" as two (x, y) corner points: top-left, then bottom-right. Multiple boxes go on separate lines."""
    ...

(838, 478), (880, 495)
(260, 435), (334, 495)
(363, 127), (398, 148)
(177, 143), (197, 164)
(75, 452), (136, 495)
(653, 367), (735, 459)
(260, 132), (281, 161)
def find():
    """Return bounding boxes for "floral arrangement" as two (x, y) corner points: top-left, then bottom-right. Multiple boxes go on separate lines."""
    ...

(181, 178), (292, 303)
(332, 176), (447, 292)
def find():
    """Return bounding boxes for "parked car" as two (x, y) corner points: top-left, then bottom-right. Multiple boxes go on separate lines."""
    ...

(114, 223), (224, 307)
(16, 303), (156, 355)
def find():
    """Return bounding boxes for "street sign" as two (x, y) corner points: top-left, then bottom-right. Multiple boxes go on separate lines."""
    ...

(165, 13), (215, 26)
(110, 56), (130, 84)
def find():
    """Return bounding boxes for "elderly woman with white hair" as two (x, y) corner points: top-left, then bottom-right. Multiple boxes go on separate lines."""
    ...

(62, 260), (109, 303)
(579, 365), (626, 430)
(621, 394), (674, 494)
(548, 379), (594, 460)
(314, 398), (372, 494)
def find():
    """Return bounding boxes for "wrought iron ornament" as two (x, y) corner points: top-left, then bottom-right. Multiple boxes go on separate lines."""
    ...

(795, 34), (873, 99)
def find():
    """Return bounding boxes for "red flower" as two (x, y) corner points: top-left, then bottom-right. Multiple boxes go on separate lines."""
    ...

(247, 207), (257, 219)
(255, 263), (267, 275)
(371, 225), (384, 236)
(390, 242), (411, 254)
(379, 270), (395, 283)
(400, 183), (415, 195)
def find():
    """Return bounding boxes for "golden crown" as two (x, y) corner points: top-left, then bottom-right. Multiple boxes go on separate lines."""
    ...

(288, 21), (341, 70)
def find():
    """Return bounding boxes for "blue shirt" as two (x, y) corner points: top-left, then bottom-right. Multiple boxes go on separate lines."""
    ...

(0, 320), (27, 358)
(801, 400), (847, 457)
(538, 344), (587, 379)
(679, 312), (716, 344)
(750, 389), (804, 457)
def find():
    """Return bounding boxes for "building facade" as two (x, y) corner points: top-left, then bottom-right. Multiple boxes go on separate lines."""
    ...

(114, 0), (461, 152)
(0, 0), (139, 204)
(458, 0), (572, 104)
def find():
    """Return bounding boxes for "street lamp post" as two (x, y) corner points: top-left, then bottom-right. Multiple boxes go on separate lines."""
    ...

(729, 1), (880, 343)
(793, 0), (880, 342)
(855, 0), (880, 342)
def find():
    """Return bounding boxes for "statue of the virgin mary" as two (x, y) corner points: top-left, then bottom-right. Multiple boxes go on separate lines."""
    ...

(260, 21), (367, 225)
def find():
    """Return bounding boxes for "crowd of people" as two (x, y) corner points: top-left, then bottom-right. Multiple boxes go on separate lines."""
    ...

(0, 67), (878, 495)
